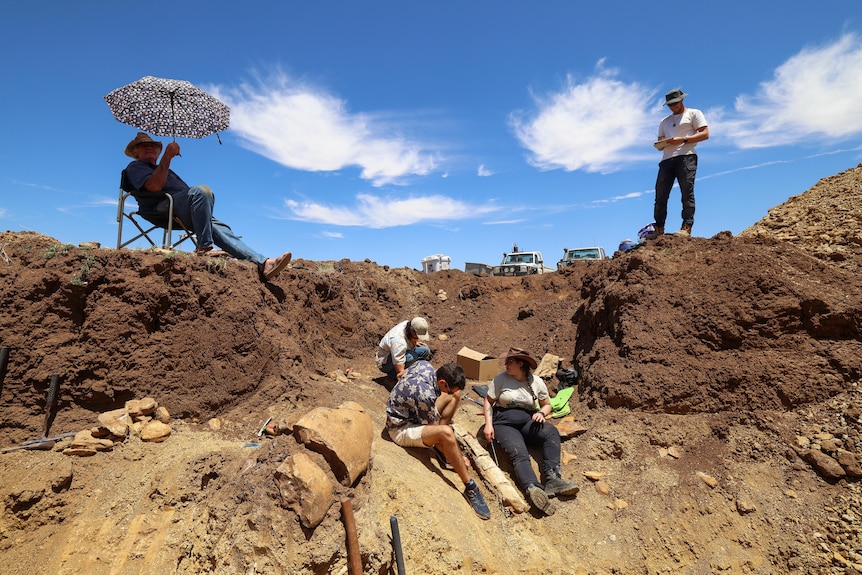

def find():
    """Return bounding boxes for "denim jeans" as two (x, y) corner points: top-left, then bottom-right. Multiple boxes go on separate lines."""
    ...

(380, 345), (431, 376)
(654, 154), (697, 227)
(166, 186), (266, 264)
(492, 407), (561, 490)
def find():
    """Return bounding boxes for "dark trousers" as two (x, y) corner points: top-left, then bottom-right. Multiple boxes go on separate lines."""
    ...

(492, 407), (561, 490)
(654, 154), (697, 228)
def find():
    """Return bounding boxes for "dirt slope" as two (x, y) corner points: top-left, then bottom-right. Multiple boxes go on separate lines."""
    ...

(0, 164), (861, 575)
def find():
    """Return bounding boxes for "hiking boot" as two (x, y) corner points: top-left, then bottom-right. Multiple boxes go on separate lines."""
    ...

(646, 226), (664, 240)
(464, 480), (491, 520)
(527, 484), (556, 516)
(674, 224), (692, 237)
(544, 468), (580, 497)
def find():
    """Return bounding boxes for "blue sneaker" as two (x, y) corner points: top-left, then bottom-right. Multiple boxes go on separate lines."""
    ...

(464, 481), (491, 520)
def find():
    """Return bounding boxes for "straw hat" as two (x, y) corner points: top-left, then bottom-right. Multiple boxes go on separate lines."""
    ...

(124, 132), (163, 158)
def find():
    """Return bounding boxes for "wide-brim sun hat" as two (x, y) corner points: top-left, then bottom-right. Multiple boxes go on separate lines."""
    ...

(124, 132), (163, 158)
(410, 317), (431, 342)
(664, 88), (689, 106)
(504, 347), (538, 370)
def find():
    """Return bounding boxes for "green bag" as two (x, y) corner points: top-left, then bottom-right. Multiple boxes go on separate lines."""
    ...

(549, 387), (575, 418)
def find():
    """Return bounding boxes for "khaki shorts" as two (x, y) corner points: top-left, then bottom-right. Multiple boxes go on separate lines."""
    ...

(388, 424), (428, 448)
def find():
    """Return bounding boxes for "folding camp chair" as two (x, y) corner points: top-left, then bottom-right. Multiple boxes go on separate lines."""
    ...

(116, 170), (197, 250)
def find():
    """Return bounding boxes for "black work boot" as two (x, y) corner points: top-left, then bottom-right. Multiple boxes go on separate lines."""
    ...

(544, 467), (579, 497)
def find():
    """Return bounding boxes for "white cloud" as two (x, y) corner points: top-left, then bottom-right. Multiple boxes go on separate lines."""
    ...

(484, 219), (526, 225)
(0, 208), (6, 218)
(284, 193), (499, 228)
(721, 33), (862, 148)
(214, 73), (440, 186)
(477, 164), (494, 177)
(321, 231), (344, 239)
(510, 66), (657, 174)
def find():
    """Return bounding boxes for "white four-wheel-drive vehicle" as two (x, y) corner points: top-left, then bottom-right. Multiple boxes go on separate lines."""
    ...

(492, 247), (554, 276)
(557, 246), (608, 270)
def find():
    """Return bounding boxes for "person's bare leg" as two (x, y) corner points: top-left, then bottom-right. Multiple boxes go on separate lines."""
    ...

(421, 424), (470, 484)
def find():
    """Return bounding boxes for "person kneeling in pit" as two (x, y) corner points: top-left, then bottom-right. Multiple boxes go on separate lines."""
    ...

(385, 361), (491, 520)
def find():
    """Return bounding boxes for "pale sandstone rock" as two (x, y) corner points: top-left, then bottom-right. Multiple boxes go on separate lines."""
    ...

(667, 447), (682, 459)
(583, 471), (606, 481)
(801, 448), (846, 480)
(126, 397), (157, 418)
(274, 452), (336, 529)
(697, 471), (718, 488)
(66, 430), (114, 456)
(819, 438), (843, 453)
(835, 449), (862, 478)
(556, 417), (587, 439)
(207, 418), (222, 431)
(337, 401), (366, 413)
(63, 447), (97, 456)
(736, 499), (756, 514)
(154, 406), (170, 424)
(293, 406), (373, 486)
(561, 450), (577, 465)
(97, 409), (130, 439)
(140, 421), (171, 442)
(595, 481), (611, 495)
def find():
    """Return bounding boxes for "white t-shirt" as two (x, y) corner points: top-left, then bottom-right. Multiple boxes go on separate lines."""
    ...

(488, 372), (549, 411)
(658, 107), (708, 161)
(376, 320), (412, 368)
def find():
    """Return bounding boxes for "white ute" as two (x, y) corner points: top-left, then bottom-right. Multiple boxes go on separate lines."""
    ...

(557, 246), (608, 270)
(492, 246), (554, 276)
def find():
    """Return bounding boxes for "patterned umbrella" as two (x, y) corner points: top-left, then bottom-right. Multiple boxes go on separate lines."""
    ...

(104, 76), (229, 141)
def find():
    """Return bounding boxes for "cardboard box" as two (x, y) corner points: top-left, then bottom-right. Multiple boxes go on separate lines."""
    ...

(456, 347), (498, 381)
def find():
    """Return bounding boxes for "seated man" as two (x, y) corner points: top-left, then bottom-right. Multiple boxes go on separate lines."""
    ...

(385, 361), (491, 519)
(123, 132), (292, 282)
(375, 317), (432, 380)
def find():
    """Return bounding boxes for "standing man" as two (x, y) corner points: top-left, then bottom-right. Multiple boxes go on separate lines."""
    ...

(650, 89), (709, 238)
(385, 361), (491, 520)
(124, 132), (293, 282)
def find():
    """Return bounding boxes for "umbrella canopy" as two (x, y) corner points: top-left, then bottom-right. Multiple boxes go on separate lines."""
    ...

(104, 76), (229, 140)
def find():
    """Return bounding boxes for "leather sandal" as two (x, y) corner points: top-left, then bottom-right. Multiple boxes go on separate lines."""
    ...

(195, 247), (230, 258)
(258, 251), (292, 282)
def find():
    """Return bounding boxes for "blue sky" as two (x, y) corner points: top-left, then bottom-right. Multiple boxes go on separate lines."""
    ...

(2, 2), (861, 270)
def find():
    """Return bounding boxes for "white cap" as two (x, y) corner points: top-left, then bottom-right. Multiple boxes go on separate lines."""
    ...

(410, 317), (431, 342)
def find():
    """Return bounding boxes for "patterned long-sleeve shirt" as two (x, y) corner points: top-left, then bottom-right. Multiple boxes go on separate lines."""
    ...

(385, 360), (439, 431)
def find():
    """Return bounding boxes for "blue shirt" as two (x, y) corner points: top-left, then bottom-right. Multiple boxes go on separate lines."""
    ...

(125, 160), (190, 211)
(385, 360), (439, 430)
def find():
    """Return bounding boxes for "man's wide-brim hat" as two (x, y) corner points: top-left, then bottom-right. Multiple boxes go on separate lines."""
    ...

(504, 347), (538, 370)
(124, 132), (163, 158)
(664, 88), (689, 106)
